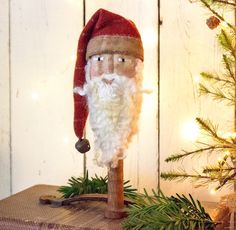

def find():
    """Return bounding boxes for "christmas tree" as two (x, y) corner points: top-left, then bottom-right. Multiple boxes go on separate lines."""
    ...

(161, 0), (236, 192)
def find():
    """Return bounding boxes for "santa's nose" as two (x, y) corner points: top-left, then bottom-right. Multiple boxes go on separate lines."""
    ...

(107, 57), (114, 73)
(102, 79), (114, 85)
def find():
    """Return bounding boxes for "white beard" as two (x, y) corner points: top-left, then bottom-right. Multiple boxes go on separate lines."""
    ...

(77, 60), (143, 168)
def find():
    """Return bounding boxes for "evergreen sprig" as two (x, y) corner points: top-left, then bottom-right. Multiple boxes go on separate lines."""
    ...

(199, 82), (235, 104)
(160, 170), (222, 189)
(123, 189), (216, 230)
(213, 0), (236, 8)
(222, 55), (235, 80)
(200, 71), (234, 85)
(59, 172), (216, 228)
(58, 171), (137, 198)
(162, 117), (236, 190)
(218, 29), (236, 58)
(165, 146), (219, 162)
(198, 29), (236, 103)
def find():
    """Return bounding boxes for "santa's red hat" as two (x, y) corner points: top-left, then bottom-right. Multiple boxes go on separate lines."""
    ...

(73, 9), (143, 146)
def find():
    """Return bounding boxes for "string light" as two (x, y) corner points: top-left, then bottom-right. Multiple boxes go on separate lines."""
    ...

(63, 137), (69, 144)
(209, 188), (216, 195)
(141, 29), (157, 47)
(222, 132), (236, 139)
(31, 91), (40, 101)
(208, 185), (217, 195)
(181, 120), (199, 142)
(217, 157), (223, 163)
(193, 75), (201, 83)
(231, 133), (236, 138)
(225, 151), (231, 157)
(70, 53), (76, 62)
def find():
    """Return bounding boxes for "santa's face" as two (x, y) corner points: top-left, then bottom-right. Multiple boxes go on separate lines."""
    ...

(83, 53), (143, 168)
(89, 54), (137, 79)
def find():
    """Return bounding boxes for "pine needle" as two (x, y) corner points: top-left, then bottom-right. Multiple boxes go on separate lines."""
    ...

(123, 189), (216, 230)
(165, 146), (219, 162)
(218, 29), (236, 58)
(58, 171), (137, 198)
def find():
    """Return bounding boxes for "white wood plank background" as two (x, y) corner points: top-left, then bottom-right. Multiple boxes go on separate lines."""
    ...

(0, 0), (11, 199)
(10, 0), (84, 194)
(0, 0), (233, 201)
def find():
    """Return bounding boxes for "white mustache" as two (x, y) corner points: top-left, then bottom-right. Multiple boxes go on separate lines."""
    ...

(73, 73), (152, 97)
(102, 78), (114, 85)
(94, 73), (119, 85)
(75, 74), (134, 96)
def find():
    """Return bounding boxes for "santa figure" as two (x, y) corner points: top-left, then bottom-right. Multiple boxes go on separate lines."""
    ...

(73, 9), (144, 168)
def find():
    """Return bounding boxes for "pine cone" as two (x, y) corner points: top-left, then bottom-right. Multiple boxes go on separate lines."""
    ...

(206, 16), (220, 30)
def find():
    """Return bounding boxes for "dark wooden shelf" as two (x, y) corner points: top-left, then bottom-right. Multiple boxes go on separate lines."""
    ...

(0, 184), (123, 229)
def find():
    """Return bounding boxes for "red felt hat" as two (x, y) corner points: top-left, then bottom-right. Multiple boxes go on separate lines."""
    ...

(73, 8), (143, 140)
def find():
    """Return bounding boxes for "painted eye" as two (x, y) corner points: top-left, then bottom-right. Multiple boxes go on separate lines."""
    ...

(118, 57), (126, 62)
(93, 56), (104, 61)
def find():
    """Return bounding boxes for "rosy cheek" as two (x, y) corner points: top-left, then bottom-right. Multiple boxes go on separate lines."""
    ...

(124, 69), (136, 78)
(90, 66), (97, 78)
(90, 64), (103, 78)
(114, 65), (136, 78)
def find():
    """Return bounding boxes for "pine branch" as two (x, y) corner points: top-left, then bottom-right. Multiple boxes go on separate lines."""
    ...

(222, 55), (235, 81)
(197, 117), (220, 138)
(163, 117), (236, 189)
(218, 29), (236, 59)
(58, 171), (137, 198)
(196, 118), (234, 145)
(215, 170), (236, 190)
(213, 0), (236, 7)
(199, 83), (235, 104)
(161, 170), (215, 182)
(160, 169), (234, 190)
(201, 71), (235, 85)
(203, 165), (235, 173)
(196, 118), (236, 149)
(123, 189), (216, 230)
(165, 146), (221, 162)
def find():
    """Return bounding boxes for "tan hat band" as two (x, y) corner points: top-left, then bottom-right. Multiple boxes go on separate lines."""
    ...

(86, 35), (144, 61)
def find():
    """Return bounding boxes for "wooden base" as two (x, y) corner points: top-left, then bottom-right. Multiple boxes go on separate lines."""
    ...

(39, 193), (134, 207)
(40, 159), (127, 220)
(104, 208), (127, 219)
(106, 160), (125, 219)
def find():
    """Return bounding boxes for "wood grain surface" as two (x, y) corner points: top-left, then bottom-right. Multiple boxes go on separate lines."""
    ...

(0, 184), (124, 229)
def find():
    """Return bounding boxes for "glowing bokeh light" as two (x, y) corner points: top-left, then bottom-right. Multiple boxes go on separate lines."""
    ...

(181, 120), (199, 142)
(31, 91), (40, 101)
